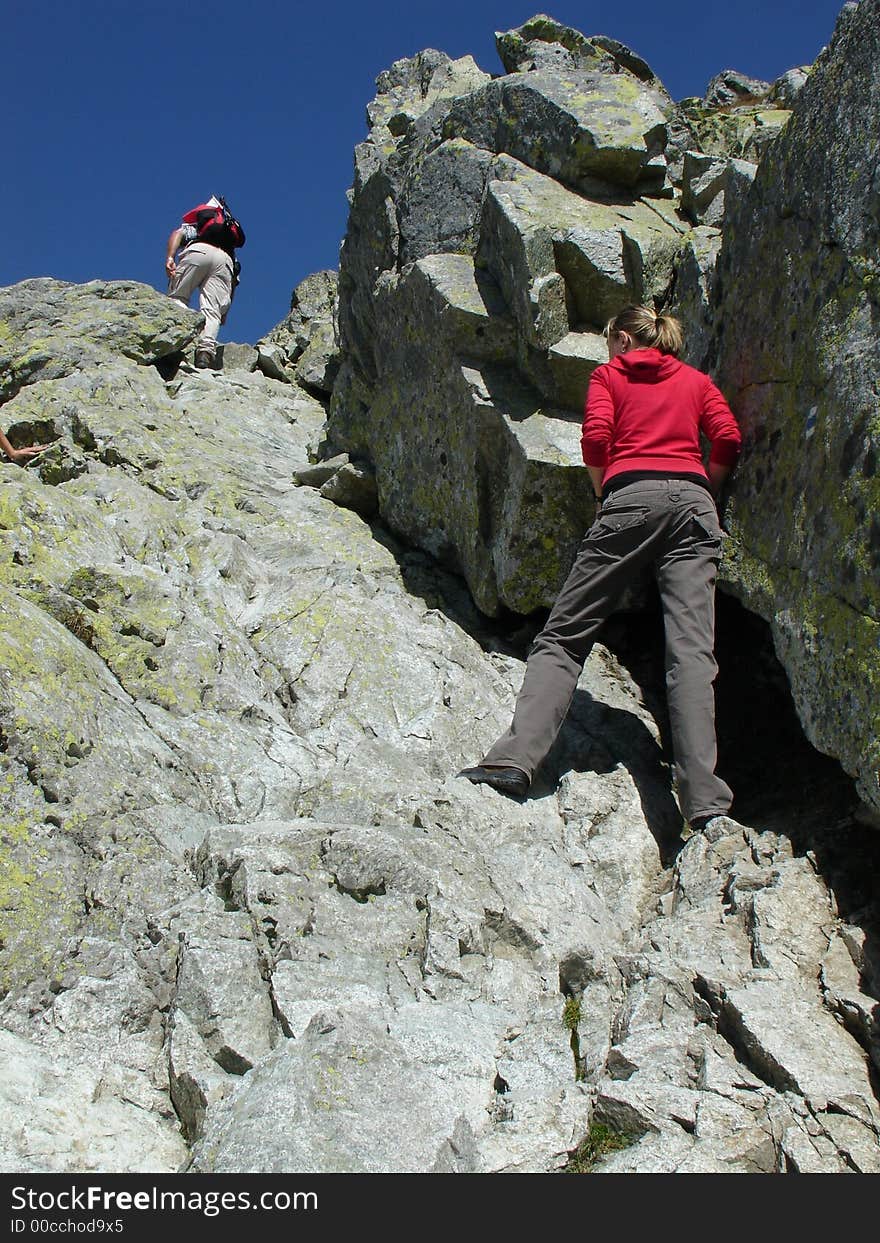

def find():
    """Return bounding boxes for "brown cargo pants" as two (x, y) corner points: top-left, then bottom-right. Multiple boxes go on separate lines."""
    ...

(481, 478), (734, 824)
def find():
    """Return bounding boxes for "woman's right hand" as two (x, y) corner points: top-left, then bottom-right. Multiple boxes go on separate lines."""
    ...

(7, 444), (49, 465)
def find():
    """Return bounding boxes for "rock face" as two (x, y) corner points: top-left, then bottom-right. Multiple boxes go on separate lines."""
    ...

(711, 0), (880, 818)
(326, 15), (793, 617)
(0, 269), (877, 1175)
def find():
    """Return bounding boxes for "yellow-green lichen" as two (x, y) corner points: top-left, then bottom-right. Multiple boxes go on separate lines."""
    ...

(0, 814), (83, 992)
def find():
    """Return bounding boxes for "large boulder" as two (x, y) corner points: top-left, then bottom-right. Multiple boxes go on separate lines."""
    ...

(677, 79), (793, 165)
(442, 70), (671, 195)
(327, 13), (805, 619)
(711, 0), (880, 817)
(0, 278), (199, 398)
(328, 18), (696, 615)
(703, 69), (771, 109)
(367, 48), (491, 135)
(495, 16), (662, 85)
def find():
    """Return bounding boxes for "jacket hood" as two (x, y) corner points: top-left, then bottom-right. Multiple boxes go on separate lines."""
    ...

(610, 348), (681, 381)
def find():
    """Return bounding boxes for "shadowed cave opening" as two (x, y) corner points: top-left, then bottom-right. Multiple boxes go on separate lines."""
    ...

(600, 590), (861, 837)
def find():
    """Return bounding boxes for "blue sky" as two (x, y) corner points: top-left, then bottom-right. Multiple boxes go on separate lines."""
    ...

(3, 0), (846, 345)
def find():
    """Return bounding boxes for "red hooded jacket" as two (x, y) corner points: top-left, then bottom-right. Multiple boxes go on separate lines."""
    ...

(581, 348), (741, 487)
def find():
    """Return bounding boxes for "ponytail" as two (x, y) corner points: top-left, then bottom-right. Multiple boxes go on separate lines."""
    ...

(605, 305), (684, 357)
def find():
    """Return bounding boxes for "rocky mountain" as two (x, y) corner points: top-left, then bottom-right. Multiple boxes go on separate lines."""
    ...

(0, 5), (877, 1175)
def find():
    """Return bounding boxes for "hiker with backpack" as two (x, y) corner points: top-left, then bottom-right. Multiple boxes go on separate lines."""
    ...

(165, 195), (245, 369)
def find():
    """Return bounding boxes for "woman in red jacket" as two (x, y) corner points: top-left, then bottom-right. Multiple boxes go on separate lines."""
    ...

(461, 305), (742, 836)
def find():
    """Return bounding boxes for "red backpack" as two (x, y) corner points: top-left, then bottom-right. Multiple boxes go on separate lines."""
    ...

(182, 197), (245, 253)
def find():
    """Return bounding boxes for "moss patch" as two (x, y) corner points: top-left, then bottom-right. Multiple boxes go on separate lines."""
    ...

(562, 994), (586, 1082)
(565, 1121), (635, 1172)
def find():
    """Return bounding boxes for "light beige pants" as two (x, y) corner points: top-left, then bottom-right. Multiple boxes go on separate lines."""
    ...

(168, 242), (233, 348)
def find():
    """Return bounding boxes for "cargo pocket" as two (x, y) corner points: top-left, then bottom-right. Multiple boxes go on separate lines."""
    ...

(681, 508), (725, 567)
(689, 508), (725, 543)
(585, 507), (651, 562)
(591, 506), (650, 537)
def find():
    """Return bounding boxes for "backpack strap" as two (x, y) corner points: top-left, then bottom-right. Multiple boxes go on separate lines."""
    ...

(218, 197), (245, 248)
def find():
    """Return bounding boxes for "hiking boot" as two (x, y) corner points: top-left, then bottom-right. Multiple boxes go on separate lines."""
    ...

(457, 765), (529, 798)
(688, 814), (746, 843)
(194, 346), (215, 370)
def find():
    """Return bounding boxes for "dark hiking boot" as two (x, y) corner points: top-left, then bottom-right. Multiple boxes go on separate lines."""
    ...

(457, 765), (529, 798)
(194, 347), (215, 370)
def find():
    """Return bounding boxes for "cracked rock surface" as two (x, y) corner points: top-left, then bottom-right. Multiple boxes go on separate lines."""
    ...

(0, 277), (877, 1173)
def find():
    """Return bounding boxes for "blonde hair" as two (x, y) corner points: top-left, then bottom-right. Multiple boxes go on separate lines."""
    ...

(604, 305), (684, 357)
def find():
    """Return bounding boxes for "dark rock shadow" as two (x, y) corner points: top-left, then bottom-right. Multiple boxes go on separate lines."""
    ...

(6, 417), (59, 452)
(154, 352), (184, 382)
(476, 363), (582, 425)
